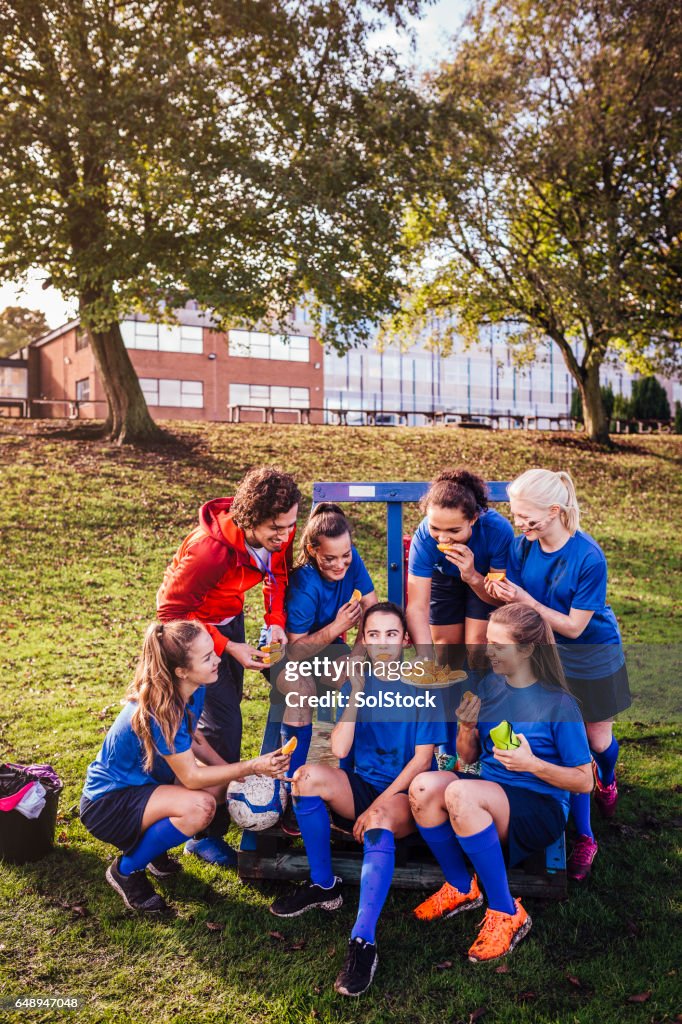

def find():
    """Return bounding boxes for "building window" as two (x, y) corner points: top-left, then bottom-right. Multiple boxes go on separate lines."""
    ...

(120, 321), (203, 354)
(75, 328), (89, 351)
(228, 330), (309, 363)
(139, 378), (204, 408)
(75, 377), (90, 401)
(228, 384), (310, 408)
(0, 366), (28, 399)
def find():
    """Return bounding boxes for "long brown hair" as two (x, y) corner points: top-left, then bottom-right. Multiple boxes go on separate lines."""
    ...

(295, 502), (353, 569)
(126, 620), (206, 771)
(420, 468), (489, 519)
(488, 604), (569, 693)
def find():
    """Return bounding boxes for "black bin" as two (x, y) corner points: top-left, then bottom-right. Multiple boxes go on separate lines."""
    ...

(0, 786), (62, 866)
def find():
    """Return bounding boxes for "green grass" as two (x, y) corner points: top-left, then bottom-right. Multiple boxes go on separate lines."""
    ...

(0, 420), (680, 1024)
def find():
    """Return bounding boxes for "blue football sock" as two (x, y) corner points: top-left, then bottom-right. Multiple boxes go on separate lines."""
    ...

(416, 819), (473, 893)
(280, 723), (313, 791)
(351, 828), (395, 944)
(592, 737), (619, 786)
(294, 795), (334, 888)
(570, 791), (594, 840)
(457, 822), (515, 915)
(120, 817), (189, 876)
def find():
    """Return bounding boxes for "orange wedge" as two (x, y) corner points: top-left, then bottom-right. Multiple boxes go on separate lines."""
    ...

(280, 736), (298, 756)
(437, 544), (454, 553)
(486, 571), (506, 582)
(463, 690), (475, 701)
(351, 588), (362, 603)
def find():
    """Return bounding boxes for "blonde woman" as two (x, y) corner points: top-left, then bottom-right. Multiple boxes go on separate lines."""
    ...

(81, 621), (290, 913)
(484, 468), (631, 881)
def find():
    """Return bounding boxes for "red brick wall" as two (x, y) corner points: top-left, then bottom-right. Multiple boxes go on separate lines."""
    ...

(30, 324), (326, 424)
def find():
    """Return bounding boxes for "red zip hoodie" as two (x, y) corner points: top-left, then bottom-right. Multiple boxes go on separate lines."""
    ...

(156, 498), (294, 656)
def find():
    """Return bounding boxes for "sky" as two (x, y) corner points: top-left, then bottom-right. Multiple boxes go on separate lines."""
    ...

(0, 0), (469, 330)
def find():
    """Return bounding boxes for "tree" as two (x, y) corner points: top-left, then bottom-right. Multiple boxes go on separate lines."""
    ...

(630, 377), (671, 420)
(388, 0), (682, 443)
(571, 384), (614, 424)
(0, 306), (49, 357)
(0, 1), (424, 442)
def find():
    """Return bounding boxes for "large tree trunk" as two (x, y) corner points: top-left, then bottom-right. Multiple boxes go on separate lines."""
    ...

(86, 320), (162, 444)
(578, 361), (610, 444)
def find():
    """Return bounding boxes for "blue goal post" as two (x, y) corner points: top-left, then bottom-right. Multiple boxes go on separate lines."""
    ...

(312, 480), (510, 606)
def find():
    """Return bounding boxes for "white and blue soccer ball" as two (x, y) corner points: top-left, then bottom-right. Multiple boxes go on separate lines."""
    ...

(226, 774), (287, 831)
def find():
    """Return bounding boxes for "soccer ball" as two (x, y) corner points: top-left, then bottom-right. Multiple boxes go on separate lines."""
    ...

(226, 774), (287, 831)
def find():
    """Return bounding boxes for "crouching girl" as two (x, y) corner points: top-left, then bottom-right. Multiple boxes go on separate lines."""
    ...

(409, 604), (592, 963)
(270, 602), (446, 997)
(81, 621), (290, 914)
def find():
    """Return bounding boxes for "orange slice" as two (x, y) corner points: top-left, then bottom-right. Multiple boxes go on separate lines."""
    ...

(437, 544), (454, 553)
(351, 588), (362, 603)
(280, 736), (298, 756)
(463, 690), (475, 701)
(486, 571), (506, 582)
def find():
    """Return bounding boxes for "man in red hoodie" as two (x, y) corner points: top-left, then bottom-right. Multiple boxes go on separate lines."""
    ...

(157, 466), (301, 864)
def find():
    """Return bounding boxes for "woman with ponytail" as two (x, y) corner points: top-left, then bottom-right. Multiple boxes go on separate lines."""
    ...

(277, 504), (377, 803)
(409, 604), (592, 964)
(485, 468), (631, 881)
(406, 469), (514, 659)
(81, 621), (290, 914)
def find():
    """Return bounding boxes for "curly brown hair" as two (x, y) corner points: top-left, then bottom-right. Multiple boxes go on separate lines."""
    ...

(230, 467), (302, 531)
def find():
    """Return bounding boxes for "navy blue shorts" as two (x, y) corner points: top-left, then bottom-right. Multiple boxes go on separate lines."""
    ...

(429, 571), (496, 626)
(80, 784), (159, 854)
(566, 661), (632, 722)
(330, 769), (407, 832)
(453, 774), (567, 867)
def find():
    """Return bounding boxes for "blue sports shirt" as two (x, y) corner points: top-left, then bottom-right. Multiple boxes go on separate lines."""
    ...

(83, 687), (206, 801)
(286, 546), (374, 635)
(340, 672), (448, 791)
(474, 673), (591, 813)
(408, 510), (513, 582)
(505, 531), (624, 678)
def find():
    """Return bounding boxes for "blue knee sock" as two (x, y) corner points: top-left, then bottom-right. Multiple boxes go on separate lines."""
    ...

(416, 819), (473, 893)
(592, 736), (619, 786)
(457, 822), (515, 915)
(120, 817), (189, 876)
(280, 723), (313, 791)
(351, 828), (395, 944)
(570, 791), (594, 840)
(294, 795), (334, 888)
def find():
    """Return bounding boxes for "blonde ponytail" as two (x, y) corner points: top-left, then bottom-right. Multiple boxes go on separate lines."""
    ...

(127, 620), (206, 771)
(508, 468), (580, 534)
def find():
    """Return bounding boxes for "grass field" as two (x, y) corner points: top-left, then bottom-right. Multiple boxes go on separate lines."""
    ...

(0, 420), (680, 1024)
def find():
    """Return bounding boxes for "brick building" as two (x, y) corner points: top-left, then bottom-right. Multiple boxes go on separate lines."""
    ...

(18, 306), (325, 423)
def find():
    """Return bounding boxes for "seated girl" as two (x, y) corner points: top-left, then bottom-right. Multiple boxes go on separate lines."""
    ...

(270, 602), (447, 997)
(81, 620), (290, 913)
(406, 469), (513, 666)
(275, 502), (377, 791)
(409, 604), (592, 963)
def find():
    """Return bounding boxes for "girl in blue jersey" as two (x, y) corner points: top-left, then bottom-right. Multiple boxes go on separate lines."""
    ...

(484, 469), (631, 880)
(406, 469), (513, 663)
(410, 604), (592, 963)
(276, 503), (377, 790)
(81, 620), (290, 913)
(270, 602), (447, 997)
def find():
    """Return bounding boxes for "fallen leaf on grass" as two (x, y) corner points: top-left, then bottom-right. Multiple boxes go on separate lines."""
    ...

(626, 920), (642, 938)
(205, 922), (223, 932)
(517, 991), (536, 1002)
(285, 940), (306, 952)
(469, 1008), (486, 1023)
(494, 964), (509, 974)
(435, 960), (453, 970)
(71, 905), (88, 918)
(565, 974), (582, 988)
(268, 930), (286, 942)
(626, 991), (651, 1004)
